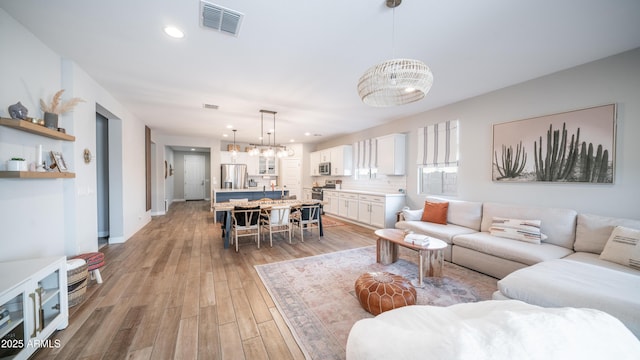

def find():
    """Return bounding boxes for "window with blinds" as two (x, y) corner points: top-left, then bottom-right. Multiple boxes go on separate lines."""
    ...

(417, 120), (459, 195)
(354, 138), (378, 178)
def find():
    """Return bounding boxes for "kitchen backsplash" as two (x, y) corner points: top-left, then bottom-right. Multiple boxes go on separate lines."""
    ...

(248, 175), (278, 189)
(315, 175), (406, 194)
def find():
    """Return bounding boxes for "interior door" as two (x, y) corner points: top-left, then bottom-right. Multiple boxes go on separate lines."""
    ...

(184, 154), (205, 200)
(280, 158), (301, 199)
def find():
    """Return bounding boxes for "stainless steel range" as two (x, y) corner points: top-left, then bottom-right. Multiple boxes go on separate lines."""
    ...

(311, 180), (337, 201)
(311, 186), (324, 200)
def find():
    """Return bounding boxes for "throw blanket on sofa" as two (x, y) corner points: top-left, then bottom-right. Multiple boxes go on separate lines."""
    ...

(346, 300), (640, 360)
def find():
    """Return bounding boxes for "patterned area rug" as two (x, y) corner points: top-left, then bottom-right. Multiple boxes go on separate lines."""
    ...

(255, 246), (498, 360)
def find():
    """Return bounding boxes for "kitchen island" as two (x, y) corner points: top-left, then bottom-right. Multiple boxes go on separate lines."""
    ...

(211, 188), (289, 220)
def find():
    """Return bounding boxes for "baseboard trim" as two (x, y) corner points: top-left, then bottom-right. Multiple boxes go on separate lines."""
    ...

(108, 236), (125, 244)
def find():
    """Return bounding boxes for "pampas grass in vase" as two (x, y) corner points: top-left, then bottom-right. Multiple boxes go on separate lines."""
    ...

(40, 89), (85, 129)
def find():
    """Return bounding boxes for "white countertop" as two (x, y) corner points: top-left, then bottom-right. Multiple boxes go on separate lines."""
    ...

(321, 188), (405, 197)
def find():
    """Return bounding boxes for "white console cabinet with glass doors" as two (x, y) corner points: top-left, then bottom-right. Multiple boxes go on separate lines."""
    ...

(0, 256), (68, 360)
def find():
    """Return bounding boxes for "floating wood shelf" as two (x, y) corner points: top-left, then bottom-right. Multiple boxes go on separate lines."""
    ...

(0, 117), (75, 141)
(0, 171), (75, 179)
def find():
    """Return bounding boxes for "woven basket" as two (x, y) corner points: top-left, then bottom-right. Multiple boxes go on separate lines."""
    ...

(67, 259), (88, 308)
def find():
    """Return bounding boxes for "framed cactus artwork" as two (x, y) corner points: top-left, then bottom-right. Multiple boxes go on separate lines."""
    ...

(492, 104), (616, 183)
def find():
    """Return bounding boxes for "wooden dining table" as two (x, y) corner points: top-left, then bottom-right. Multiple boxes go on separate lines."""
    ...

(212, 199), (324, 249)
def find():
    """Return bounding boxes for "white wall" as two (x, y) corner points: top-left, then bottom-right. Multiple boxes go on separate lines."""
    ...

(0, 9), (151, 261)
(0, 10), (66, 261)
(320, 48), (640, 219)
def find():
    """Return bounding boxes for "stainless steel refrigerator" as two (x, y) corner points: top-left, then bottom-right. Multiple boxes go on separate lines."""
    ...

(221, 164), (248, 189)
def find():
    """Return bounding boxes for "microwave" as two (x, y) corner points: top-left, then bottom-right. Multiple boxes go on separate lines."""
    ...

(319, 162), (331, 175)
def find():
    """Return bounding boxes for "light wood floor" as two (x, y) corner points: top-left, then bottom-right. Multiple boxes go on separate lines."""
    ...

(33, 200), (376, 360)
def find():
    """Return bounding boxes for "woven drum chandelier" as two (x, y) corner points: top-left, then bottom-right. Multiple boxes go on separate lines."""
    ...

(357, 0), (433, 107)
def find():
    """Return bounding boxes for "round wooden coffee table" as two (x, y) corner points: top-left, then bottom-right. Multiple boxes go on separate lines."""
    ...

(375, 228), (448, 287)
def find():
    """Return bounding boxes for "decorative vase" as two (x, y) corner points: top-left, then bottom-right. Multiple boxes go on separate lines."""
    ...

(44, 112), (58, 129)
(8, 102), (28, 119)
(7, 160), (28, 171)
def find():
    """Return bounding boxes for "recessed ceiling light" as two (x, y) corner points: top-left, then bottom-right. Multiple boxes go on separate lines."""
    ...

(190, 148), (196, 151)
(304, 132), (311, 136)
(164, 26), (185, 39)
(290, 139), (295, 143)
(226, 125), (233, 129)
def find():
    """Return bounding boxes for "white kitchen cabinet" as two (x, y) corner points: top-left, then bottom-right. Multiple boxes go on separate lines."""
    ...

(245, 154), (260, 176)
(357, 194), (386, 228)
(324, 190), (340, 215)
(311, 145), (353, 176)
(220, 151), (260, 175)
(319, 150), (331, 163)
(220, 150), (244, 164)
(309, 151), (321, 176)
(0, 256), (68, 360)
(331, 145), (353, 176)
(259, 156), (278, 175)
(338, 192), (359, 220)
(376, 133), (406, 175)
(220, 151), (233, 164)
(323, 190), (405, 228)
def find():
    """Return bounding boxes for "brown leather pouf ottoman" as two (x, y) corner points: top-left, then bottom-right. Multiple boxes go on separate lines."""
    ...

(354, 272), (416, 315)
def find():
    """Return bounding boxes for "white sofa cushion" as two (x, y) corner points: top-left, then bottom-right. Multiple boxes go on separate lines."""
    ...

(401, 208), (423, 221)
(489, 217), (545, 244)
(346, 300), (640, 360)
(565, 252), (640, 276)
(496, 258), (640, 338)
(427, 196), (482, 231)
(395, 220), (476, 245)
(453, 232), (573, 266)
(574, 213), (640, 254)
(599, 226), (640, 269)
(481, 202), (576, 249)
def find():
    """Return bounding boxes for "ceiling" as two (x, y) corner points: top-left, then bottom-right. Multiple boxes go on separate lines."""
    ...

(2, 0), (640, 146)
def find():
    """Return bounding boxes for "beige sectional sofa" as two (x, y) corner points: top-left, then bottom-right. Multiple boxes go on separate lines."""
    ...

(395, 197), (640, 338)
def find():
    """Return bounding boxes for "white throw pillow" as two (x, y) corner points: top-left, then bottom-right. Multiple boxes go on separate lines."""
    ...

(489, 217), (545, 244)
(402, 208), (423, 221)
(599, 226), (640, 270)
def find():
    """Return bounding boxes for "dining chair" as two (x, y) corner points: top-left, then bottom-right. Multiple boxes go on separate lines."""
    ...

(231, 205), (261, 252)
(290, 203), (320, 242)
(260, 205), (292, 246)
(222, 198), (250, 235)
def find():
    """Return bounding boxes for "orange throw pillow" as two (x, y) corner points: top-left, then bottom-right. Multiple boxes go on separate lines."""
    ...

(420, 201), (448, 225)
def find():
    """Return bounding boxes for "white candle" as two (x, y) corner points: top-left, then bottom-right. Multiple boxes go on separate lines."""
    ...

(36, 144), (42, 170)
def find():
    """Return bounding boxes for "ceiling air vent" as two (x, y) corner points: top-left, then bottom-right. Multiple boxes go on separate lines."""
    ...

(200, 1), (243, 37)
